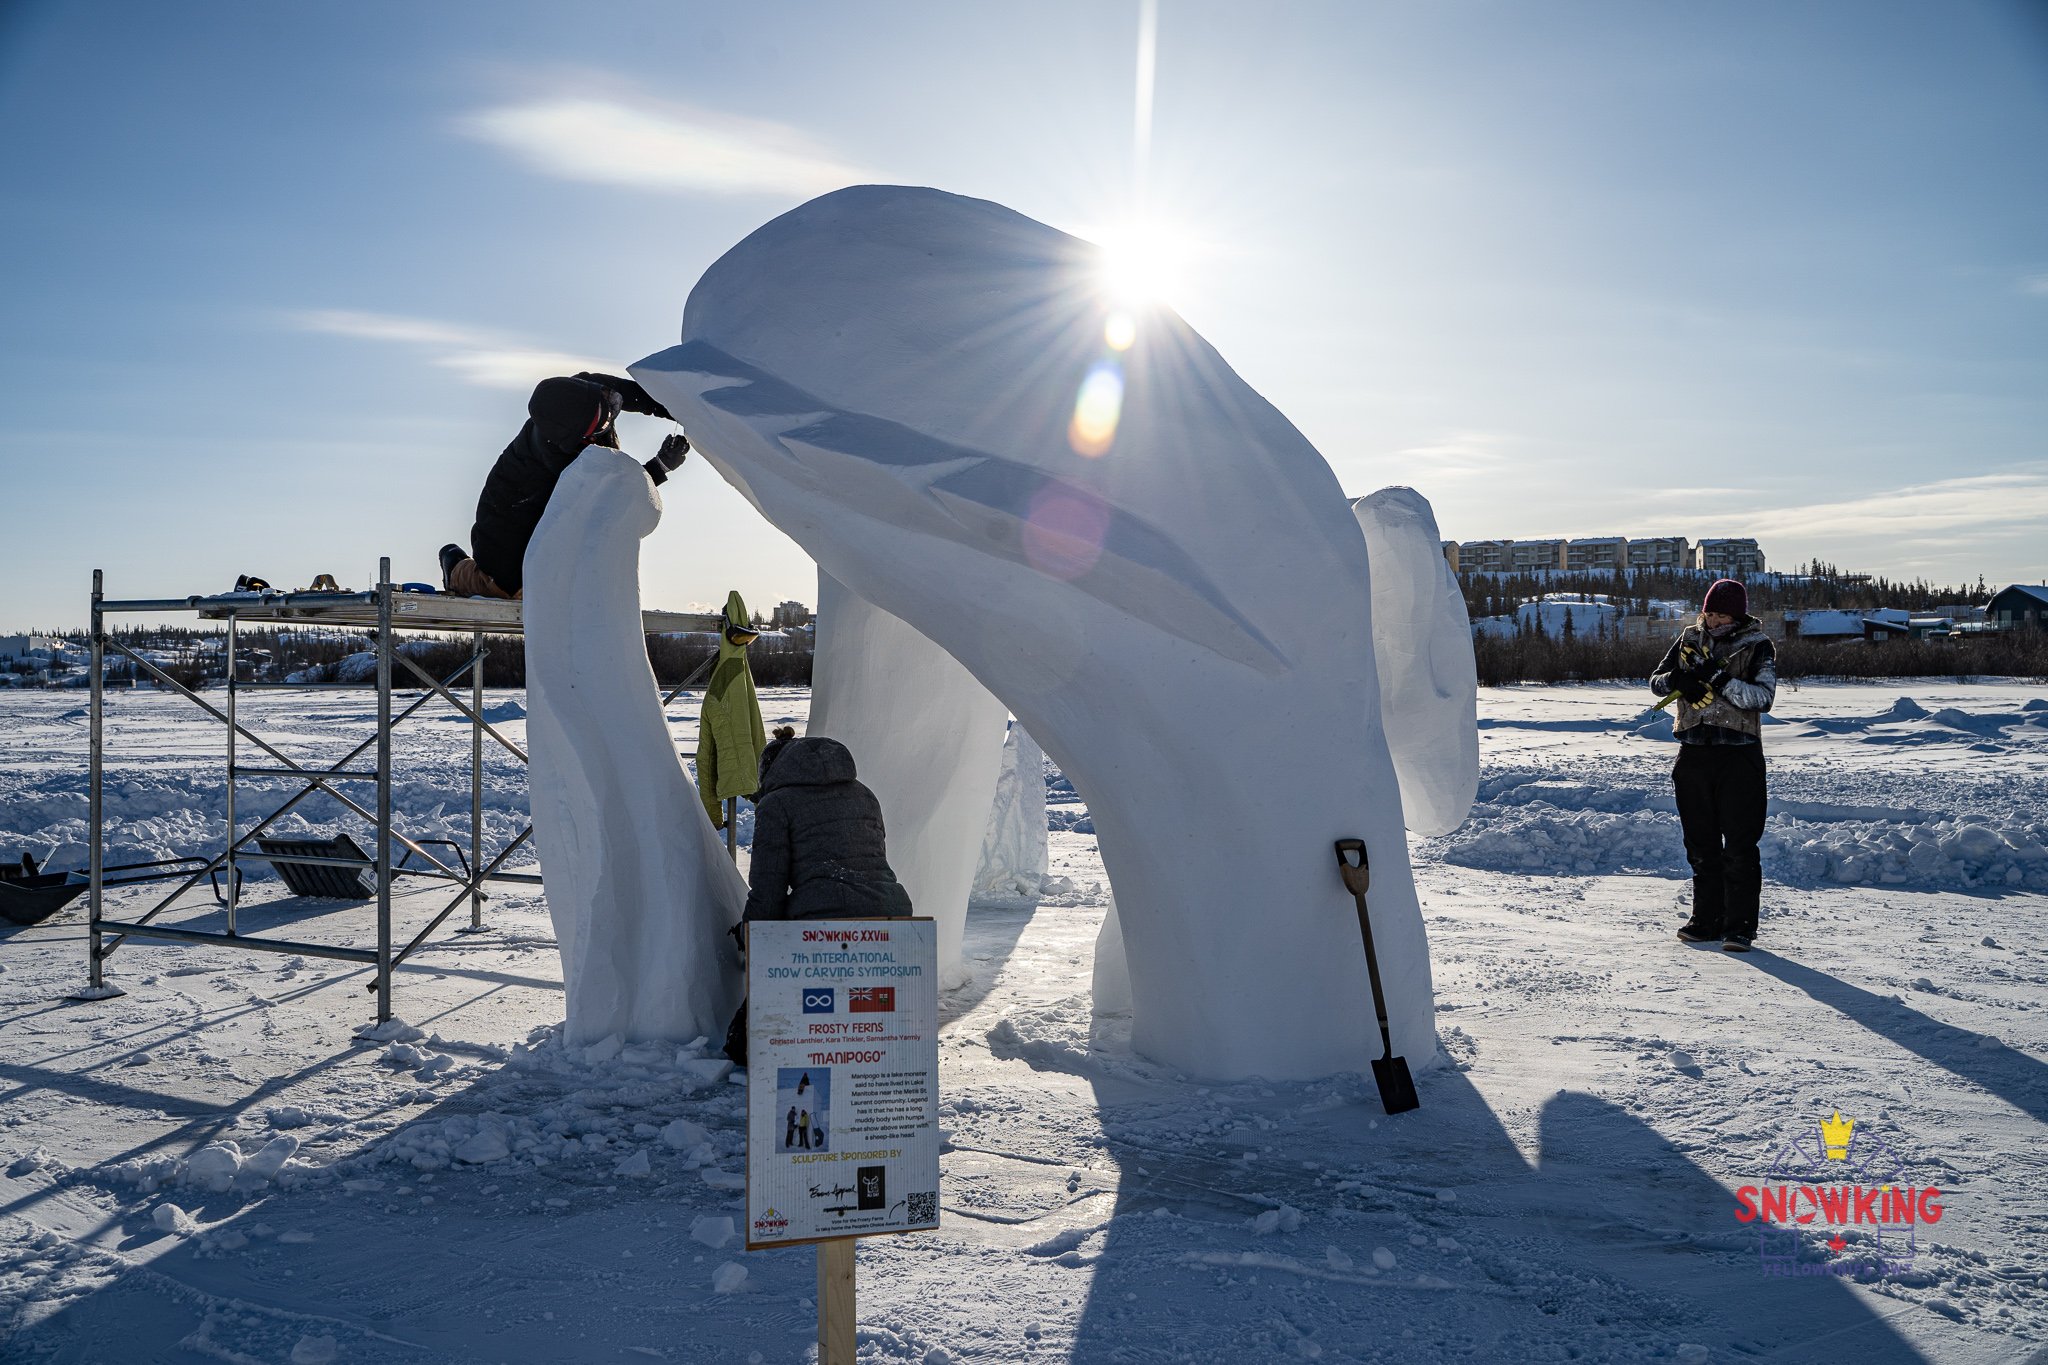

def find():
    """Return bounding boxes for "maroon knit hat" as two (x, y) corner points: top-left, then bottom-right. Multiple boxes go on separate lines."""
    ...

(1703, 578), (1747, 617)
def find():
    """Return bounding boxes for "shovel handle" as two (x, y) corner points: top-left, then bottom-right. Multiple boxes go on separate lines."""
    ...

(1333, 838), (1370, 897)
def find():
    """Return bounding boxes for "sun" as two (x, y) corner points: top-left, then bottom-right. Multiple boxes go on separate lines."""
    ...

(1093, 218), (1196, 309)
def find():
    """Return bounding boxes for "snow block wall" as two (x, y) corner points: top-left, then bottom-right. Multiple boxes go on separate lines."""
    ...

(1353, 488), (1479, 836)
(808, 571), (1009, 989)
(635, 184), (1436, 1080)
(524, 446), (747, 1045)
(975, 721), (1049, 901)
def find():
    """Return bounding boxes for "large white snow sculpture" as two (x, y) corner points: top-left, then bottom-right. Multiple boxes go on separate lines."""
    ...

(974, 721), (1049, 902)
(1353, 488), (1479, 836)
(524, 445), (747, 1045)
(807, 571), (1009, 989)
(635, 184), (1436, 1080)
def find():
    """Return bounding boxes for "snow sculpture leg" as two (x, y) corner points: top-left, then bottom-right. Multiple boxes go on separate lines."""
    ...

(974, 722), (1049, 902)
(635, 184), (1436, 1080)
(808, 572), (1009, 990)
(525, 446), (747, 1045)
(1353, 488), (1479, 836)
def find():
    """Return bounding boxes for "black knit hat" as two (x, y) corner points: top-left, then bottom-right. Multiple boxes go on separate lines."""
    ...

(1703, 578), (1747, 617)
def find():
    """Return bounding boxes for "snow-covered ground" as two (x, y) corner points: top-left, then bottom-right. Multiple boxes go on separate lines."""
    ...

(2, 681), (2044, 1363)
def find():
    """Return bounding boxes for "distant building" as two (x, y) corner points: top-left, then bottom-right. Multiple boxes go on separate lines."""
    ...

(1565, 536), (1627, 571)
(1510, 539), (1568, 572)
(1440, 542), (1459, 573)
(770, 600), (812, 630)
(1987, 584), (2048, 630)
(1695, 538), (1766, 577)
(0, 634), (61, 660)
(1626, 536), (1691, 570)
(1456, 539), (1512, 573)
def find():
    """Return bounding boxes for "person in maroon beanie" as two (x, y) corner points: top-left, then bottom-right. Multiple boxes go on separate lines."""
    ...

(1648, 577), (1778, 952)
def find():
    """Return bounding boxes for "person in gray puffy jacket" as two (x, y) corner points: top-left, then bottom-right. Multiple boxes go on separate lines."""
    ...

(743, 736), (913, 922)
(724, 736), (911, 1065)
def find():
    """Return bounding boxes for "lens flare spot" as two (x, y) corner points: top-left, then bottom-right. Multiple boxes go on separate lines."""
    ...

(1104, 311), (1137, 352)
(1022, 486), (1112, 580)
(1068, 361), (1124, 457)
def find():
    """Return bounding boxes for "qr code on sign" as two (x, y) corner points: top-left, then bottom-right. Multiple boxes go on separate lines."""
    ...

(907, 1191), (938, 1224)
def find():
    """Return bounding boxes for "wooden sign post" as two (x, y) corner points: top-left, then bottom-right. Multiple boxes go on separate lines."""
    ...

(817, 1237), (856, 1364)
(743, 918), (941, 1363)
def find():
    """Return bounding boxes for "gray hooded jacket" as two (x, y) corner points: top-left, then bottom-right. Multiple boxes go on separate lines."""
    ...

(742, 737), (913, 922)
(1649, 615), (1777, 743)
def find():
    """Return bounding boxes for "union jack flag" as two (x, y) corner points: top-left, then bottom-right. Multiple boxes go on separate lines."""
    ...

(847, 987), (895, 1013)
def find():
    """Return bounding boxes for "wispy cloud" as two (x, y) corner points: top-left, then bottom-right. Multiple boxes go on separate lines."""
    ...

(293, 309), (612, 389)
(456, 95), (873, 198)
(2021, 272), (2048, 298)
(1382, 430), (1520, 482)
(1689, 468), (2048, 541)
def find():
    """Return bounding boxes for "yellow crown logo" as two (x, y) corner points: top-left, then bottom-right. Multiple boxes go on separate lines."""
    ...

(1820, 1111), (1856, 1160)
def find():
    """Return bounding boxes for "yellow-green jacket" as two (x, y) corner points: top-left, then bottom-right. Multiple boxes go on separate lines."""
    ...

(697, 590), (766, 828)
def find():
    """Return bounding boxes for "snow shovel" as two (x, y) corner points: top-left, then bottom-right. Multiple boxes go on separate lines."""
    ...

(1333, 838), (1420, 1114)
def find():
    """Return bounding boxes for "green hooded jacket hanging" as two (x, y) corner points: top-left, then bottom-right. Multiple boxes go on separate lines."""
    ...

(697, 589), (766, 828)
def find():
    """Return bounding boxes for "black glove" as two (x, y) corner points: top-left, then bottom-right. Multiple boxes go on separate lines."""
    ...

(1673, 663), (1713, 705)
(644, 433), (691, 486)
(1707, 667), (1735, 690)
(575, 372), (673, 422)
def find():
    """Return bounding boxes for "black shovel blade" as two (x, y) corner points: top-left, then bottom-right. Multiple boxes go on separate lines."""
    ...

(1372, 1054), (1420, 1115)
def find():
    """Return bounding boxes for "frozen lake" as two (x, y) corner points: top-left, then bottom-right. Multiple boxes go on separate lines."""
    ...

(1, 680), (2044, 1362)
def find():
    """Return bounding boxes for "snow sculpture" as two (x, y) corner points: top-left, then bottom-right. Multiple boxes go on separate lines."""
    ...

(1353, 488), (1479, 836)
(524, 445), (747, 1045)
(807, 571), (1009, 989)
(635, 184), (1436, 1079)
(974, 721), (1049, 901)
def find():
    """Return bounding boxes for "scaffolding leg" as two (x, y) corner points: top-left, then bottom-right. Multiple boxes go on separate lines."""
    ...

(470, 629), (484, 930)
(375, 557), (393, 1022)
(726, 798), (737, 859)
(88, 570), (105, 989)
(224, 612), (238, 935)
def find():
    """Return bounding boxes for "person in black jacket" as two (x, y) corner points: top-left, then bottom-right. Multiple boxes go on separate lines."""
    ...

(743, 736), (913, 922)
(1649, 578), (1779, 953)
(722, 736), (912, 1065)
(440, 372), (688, 599)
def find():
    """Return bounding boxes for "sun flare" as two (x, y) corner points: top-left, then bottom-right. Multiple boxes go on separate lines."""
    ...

(1093, 218), (1196, 308)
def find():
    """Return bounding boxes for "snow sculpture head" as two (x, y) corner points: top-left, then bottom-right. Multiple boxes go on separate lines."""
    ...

(636, 185), (1436, 1081)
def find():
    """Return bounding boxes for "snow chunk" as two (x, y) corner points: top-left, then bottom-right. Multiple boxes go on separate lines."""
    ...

(289, 1334), (340, 1365)
(183, 1141), (242, 1193)
(1252, 1205), (1303, 1235)
(454, 1129), (511, 1164)
(355, 1018), (425, 1043)
(711, 1261), (749, 1294)
(153, 1202), (195, 1235)
(612, 1148), (652, 1178)
(661, 1118), (709, 1150)
(1371, 1246), (1397, 1271)
(690, 1215), (735, 1249)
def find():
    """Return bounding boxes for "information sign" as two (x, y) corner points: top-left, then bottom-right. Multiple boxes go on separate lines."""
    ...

(744, 918), (940, 1249)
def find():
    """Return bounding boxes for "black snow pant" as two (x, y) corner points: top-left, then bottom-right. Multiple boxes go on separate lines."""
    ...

(1672, 742), (1767, 940)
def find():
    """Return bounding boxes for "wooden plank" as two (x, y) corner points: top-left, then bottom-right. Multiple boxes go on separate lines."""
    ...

(816, 1238), (855, 1365)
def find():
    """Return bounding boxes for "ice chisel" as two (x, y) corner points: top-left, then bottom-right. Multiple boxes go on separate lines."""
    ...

(1333, 838), (1420, 1114)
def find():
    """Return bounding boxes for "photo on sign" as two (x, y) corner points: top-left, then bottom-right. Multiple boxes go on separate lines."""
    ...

(776, 1067), (831, 1153)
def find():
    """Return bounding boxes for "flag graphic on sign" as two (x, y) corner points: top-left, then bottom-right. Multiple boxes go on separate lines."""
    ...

(847, 987), (896, 1013)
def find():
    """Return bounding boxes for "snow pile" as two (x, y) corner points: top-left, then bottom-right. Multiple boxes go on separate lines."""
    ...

(808, 572), (1008, 988)
(1353, 488), (1477, 835)
(635, 184), (1435, 1080)
(523, 446), (746, 1045)
(975, 720), (1049, 900)
(101, 1135), (307, 1196)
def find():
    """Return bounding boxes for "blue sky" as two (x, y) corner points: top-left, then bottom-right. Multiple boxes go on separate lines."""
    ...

(1, 0), (2043, 630)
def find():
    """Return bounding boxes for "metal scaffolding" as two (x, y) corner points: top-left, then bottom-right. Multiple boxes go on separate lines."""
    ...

(85, 559), (720, 1020)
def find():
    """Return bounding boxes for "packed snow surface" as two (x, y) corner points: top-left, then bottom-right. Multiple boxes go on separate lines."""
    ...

(808, 571), (1008, 987)
(523, 446), (746, 1044)
(634, 184), (1433, 1081)
(1352, 487), (1478, 837)
(0, 681), (2044, 1361)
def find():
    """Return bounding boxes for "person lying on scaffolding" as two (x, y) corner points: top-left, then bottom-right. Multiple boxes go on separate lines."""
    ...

(439, 372), (690, 600)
